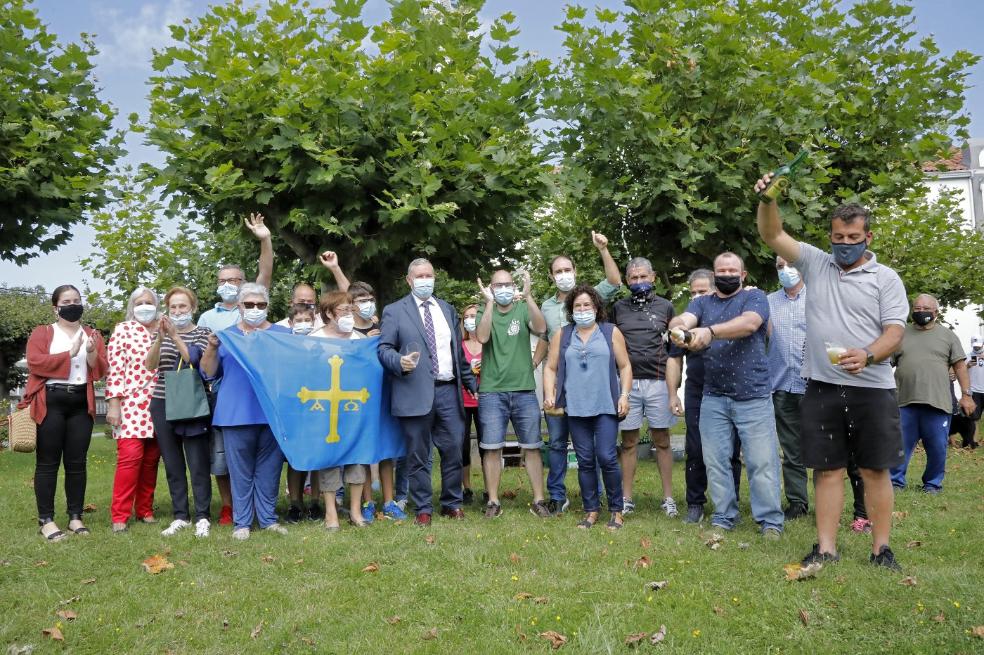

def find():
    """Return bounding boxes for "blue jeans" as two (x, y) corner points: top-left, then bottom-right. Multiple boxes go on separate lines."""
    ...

(891, 404), (949, 491)
(545, 413), (570, 502)
(568, 415), (623, 513)
(698, 395), (783, 532)
(223, 424), (285, 530)
(478, 391), (542, 449)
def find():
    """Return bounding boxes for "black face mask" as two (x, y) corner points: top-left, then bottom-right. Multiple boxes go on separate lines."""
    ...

(912, 311), (934, 326)
(714, 275), (741, 296)
(57, 304), (84, 323)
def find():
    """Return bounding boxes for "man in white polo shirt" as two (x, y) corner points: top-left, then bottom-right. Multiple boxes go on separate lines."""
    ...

(756, 174), (909, 573)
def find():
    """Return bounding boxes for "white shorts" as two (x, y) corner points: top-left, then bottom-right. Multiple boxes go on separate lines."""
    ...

(618, 379), (677, 431)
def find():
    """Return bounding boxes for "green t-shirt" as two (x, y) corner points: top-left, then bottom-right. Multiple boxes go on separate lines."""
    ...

(477, 302), (535, 392)
(894, 324), (965, 414)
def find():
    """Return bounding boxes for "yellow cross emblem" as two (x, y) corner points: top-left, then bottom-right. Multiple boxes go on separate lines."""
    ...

(296, 355), (370, 443)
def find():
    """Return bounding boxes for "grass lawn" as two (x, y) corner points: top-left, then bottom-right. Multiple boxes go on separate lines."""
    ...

(1, 435), (983, 654)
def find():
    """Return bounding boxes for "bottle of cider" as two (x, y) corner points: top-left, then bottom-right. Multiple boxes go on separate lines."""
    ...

(759, 149), (809, 203)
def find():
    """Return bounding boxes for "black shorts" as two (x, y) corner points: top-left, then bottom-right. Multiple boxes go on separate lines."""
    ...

(800, 380), (904, 471)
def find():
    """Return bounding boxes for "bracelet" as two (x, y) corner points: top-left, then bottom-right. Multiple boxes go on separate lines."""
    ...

(707, 326), (717, 340)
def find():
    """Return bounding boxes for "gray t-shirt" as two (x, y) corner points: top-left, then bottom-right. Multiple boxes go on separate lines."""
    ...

(793, 242), (908, 389)
(894, 324), (965, 413)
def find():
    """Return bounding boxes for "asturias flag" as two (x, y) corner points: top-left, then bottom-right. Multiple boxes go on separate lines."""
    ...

(217, 331), (406, 470)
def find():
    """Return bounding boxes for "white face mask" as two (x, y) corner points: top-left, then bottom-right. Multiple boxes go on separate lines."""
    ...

(463, 317), (477, 333)
(243, 308), (267, 326)
(133, 304), (158, 324)
(554, 272), (576, 292)
(412, 277), (434, 300)
(356, 301), (376, 320)
(336, 315), (355, 333)
(170, 312), (193, 328)
(216, 283), (239, 303)
(292, 322), (313, 335)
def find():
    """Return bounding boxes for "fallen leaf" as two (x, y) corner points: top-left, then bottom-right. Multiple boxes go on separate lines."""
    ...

(640, 537), (652, 549)
(42, 627), (64, 641)
(784, 562), (822, 581)
(515, 623), (528, 642)
(141, 554), (174, 575)
(221, 550), (238, 557)
(633, 555), (652, 569)
(625, 632), (648, 647)
(514, 592), (533, 601)
(509, 552), (521, 564)
(56, 610), (77, 621)
(422, 628), (438, 640)
(6, 644), (34, 655)
(971, 625), (984, 638)
(892, 511), (909, 519)
(424, 535), (436, 545)
(651, 625), (667, 644)
(900, 576), (917, 587)
(34, 560), (48, 567)
(250, 622), (263, 639)
(385, 616), (401, 625)
(645, 580), (669, 591)
(539, 630), (567, 649)
(83, 503), (97, 513)
(798, 609), (810, 626)
(704, 533), (724, 550)
(81, 578), (96, 585)
(932, 611), (945, 623)
(533, 596), (549, 605)
(713, 607), (725, 616)
(135, 617), (156, 629)
(501, 489), (518, 500)
(260, 554), (275, 563)
(175, 611), (186, 619)
(361, 562), (380, 573)
(59, 596), (80, 605)
(905, 540), (923, 549)
(300, 636), (315, 646)
(294, 558), (304, 565)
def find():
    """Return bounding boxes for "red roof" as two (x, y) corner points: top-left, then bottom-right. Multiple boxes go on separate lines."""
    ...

(923, 146), (968, 172)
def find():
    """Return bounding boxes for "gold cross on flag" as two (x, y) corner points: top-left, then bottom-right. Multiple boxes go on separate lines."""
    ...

(296, 355), (370, 443)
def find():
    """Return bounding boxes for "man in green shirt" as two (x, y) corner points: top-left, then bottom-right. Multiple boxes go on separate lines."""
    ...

(534, 231), (622, 514)
(890, 294), (975, 493)
(476, 269), (549, 518)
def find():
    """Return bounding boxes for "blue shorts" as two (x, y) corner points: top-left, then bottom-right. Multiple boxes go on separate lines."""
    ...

(210, 427), (229, 476)
(477, 391), (543, 450)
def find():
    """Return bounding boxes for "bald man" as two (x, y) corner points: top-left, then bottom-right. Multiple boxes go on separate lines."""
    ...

(889, 293), (975, 494)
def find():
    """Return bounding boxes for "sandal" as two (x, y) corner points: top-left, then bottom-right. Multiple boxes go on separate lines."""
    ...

(348, 518), (368, 528)
(323, 523), (340, 533)
(606, 513), (624, 531)
(576, 512), (598, 529)
(68, 514), (90, 535)
(111, 522), (129, 534)
(38, 520), (67, 542)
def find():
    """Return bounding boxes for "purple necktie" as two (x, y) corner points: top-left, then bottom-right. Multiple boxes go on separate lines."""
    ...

(422, 300), (439, 377)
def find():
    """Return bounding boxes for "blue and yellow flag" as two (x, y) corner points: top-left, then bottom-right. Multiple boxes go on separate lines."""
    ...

(217, 331), (406, 470)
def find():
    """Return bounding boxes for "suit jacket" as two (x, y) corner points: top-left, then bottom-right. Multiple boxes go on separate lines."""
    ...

(378, 294), (478, 417)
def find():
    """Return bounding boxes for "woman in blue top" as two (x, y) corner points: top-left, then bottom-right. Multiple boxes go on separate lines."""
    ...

(543, 285), (633, 530)
(201, 283), (290, 540)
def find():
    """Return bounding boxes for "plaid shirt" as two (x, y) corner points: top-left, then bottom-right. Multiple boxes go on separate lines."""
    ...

(767, 286), (807, 394)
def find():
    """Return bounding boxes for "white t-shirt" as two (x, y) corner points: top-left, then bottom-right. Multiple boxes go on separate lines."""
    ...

(968, 349), (984, 393)
(310, 326), (363, 340)
(48, 324), (88, 385)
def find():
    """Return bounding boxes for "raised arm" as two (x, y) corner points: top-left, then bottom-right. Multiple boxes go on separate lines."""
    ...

(592, 231), (622, 287)
(754, 173), (801, 263)
(244, 213), (273, 288)
(319, 251), (350, 292)
(476, 278), (494, 344)
(522, 270), (546, 336)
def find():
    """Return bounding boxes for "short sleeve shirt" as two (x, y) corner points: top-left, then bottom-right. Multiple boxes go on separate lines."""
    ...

(969, 349), (984, 393)
(610, 294), (675, 379)
(685, 289), (771, 401)
(151, 326), (212, 400)
(793, 242), (908, 389)
(541, 279), (621, 340)
(198, 303), (241, 333)
(476, 302), (535, 393)
(894, 324), (965, 413)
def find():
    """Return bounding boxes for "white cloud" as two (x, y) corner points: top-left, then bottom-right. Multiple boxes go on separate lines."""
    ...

(92, 0), (194, 71)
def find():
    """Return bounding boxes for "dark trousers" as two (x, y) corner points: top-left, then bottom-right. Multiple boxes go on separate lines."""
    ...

(568, 414), (623, 513)
(462, 406), (483, 470)
(773, 391), (809, 509)
(150, 398), (212, 521)
(34, 387), (93, 520)
(398, 383), (465, 514)
(684, 383), (741, 507)
(846, 456), (866, 519)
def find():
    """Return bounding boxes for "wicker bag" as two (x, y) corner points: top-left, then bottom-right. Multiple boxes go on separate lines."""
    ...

(9, 405), (37, 453)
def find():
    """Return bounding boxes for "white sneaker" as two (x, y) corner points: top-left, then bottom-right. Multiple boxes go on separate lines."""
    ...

(622, 498), (635, 515)
(661, 497), (679, 518)
(161, 519), (190, 536)
(194, 518), (210, 538)
(264, 522), (288, 535)
(232, 527), (250, 540)
(395, 499), (407, 512)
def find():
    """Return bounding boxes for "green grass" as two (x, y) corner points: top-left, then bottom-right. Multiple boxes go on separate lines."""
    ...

(1, 436), (983, 654)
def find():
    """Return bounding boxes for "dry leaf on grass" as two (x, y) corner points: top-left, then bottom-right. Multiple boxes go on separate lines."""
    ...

(385, 616), (401, 625)
(59, 596), (80, 606)
(539, 630), (567, 649)
(501, 489), (518, 500)
(892, 511), (909, 519)
(56, 610), (77, 621)
(784, 562), (822, 581)
(34, 560), (48, 567)
(42, 626), (64, 641)
(905, 540), (923, 549)
(633, 555), (652, 569)
(424, 535), (436, 545)
(141, 554), (174, 575)
(221, 550), (238, 557)
(899, 576), (917, 587)
(515, 624), (528, 642)
(651, 625), (667, 644)
(971, 625), (984, 639)
(645, 580), (668, 591)
(300, 636), (315, 646)
(294, 559), (304, 565)
(704, 533), (724, 550)
(422, 628), (439, 640)
(932, 611), (945, 623)
(533, 596), (549, 605)
(640, 537), (652, 549)
(81, 578), (96, 585)
(361, 562), (380, 573)
(625, 632), (647, 647)
(798, 609), (810, 626)
(713, 606), (725, 616)
(509, 552), (521, 564)
(514, 592), (533, 601)
(83, 503), (97, 513)
(175, 611), (186, 619)
(250, 622), (263, 639)
(260, 554), (275, 563)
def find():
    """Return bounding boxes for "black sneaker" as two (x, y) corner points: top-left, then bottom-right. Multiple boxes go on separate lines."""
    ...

(546, 498), (570, 516)
(530, 500), (552, 518)
(870, 545), (902, 572)
(462, 488), (475, 505)
(682, 504), (704, 524)
(483, 502), (502, 519)
(286, 504), (303, 524)
(307, 502), (324, 521)
(801, 543), (840, 567)
(784, 503), (809, 520)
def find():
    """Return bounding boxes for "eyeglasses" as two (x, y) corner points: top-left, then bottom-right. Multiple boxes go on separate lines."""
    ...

(491, 283), (514, 290)
(242, 301), (268, 310)
(293, 302), (316, 310)
(219, 277), (243, 285)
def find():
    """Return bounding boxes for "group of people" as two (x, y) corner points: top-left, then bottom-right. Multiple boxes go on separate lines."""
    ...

(21, 175), (980, 573)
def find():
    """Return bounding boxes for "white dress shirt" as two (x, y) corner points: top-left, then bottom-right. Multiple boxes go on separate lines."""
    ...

(48, 323), (88, 385)
(414, 296), (453, 381)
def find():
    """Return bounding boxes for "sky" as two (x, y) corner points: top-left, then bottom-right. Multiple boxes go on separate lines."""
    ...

(2, 0), (982, 294)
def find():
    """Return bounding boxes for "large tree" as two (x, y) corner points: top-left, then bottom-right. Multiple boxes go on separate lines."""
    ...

(0, 286), (53, 397)
(0, 0), (123, 264)
(138, 0), (550, 300)
(545, 0), (979, 289)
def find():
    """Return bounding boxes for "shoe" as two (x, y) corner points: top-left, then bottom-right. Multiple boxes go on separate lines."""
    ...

(622, 498), (635, 515)
(851, 517), (873, 534)
(784, 503), (808, 520)
(801, 543), (840, 567)
(683, 505), (704, 524)
(440, 507), (465, 520)
(382, 500), (408, 521)
(761, 527), (782, 541)
(414, 512), (432, 527)
(111, 522), (128, 534)
(661, 497), (679, 518)
(395, 499), (408, 512)
(264, 523), (288, 535)
(38, 519), (67, 542)
(307, 502), (323, 521)
(361, 501), (376, 524)
(547, 498), (570, 516)
(138, 514), (157, 524)
(219, 505), (233, 526)
(606, 513), (624, 531)
(67, 514), (90, 535)
(161, 519), (191, 536)
(530, 500), (552, 518)
(348, 518), (368, 528)
(870, 545), (902, 572)
(232, 527), (250, 540)
(483, 502), (503, 519)
(919, 485), (942, 495)
(462, 488), (475, 505)
(286, 504), (303, 524)
(194, 518), (210, 538)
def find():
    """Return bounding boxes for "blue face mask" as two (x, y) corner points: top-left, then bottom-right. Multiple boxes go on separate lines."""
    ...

(777, 266), (801, 288)
(572, 310), (596, 327)
(356, 301), (376, 320)
(493, 287), (515, 306)
(628, 282), (652, 297)
(831, 240), (867, 267)
(412, 278), (434, 300)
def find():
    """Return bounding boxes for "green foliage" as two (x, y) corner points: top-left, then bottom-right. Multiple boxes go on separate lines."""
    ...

(0, 285), (53, 395)
(139, 0), (551, 302)
(0, 0), (123, 264)
(545, 0), (979, 286)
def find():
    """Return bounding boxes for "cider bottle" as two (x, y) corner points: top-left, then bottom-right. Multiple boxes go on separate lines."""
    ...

(759, 149), (809, 203)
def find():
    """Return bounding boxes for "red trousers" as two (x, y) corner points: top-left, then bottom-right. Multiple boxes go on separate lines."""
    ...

(110, 438), (161, 523)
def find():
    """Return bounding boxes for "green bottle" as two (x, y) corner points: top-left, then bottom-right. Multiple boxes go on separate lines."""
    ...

(759, 149), (809, 203)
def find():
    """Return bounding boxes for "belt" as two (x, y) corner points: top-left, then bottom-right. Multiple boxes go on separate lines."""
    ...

(434, 379), (457, 386)
(46, 383), (87, 394)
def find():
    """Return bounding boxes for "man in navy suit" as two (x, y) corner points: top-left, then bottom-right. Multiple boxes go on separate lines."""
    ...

(378, 258), (478, 526)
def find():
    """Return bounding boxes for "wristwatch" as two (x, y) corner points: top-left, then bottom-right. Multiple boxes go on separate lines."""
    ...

(864, 349), (875, 366)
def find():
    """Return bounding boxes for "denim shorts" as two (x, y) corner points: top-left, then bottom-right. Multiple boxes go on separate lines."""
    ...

(478, 390), (543, 450)
(209, 427), (228, 476)
(618, 379), (677, 431)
